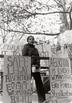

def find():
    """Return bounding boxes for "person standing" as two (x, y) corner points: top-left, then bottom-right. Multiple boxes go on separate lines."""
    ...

(22, 36), (46, 103)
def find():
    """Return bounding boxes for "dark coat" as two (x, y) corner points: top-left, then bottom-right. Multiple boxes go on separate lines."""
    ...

(22, 43), (40, 69)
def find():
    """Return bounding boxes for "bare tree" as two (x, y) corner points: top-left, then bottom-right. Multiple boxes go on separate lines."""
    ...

(0, 0), (71, 44)
(68, 2), (72, 30)
(54, 0), (70, 32)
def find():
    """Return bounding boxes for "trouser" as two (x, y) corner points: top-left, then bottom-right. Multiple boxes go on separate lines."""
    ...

(32, 72), (46, 103)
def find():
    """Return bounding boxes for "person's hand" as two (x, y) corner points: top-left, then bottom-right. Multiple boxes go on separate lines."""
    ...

(32, 65), (36, 72)
(32, 65), (40, 72)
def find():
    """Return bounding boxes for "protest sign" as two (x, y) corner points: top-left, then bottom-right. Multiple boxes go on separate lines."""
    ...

(3, 55), (32, 103)
(36, 43), (51, 57)
(50, 57), (72, 103)
(0, 44), (22, 55)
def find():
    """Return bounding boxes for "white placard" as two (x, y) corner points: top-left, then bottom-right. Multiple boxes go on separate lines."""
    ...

(3, 55), (32, 103)
(50, 57), (72, 103)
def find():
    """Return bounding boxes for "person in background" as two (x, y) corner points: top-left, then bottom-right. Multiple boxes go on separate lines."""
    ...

(22, 36), (46, 103)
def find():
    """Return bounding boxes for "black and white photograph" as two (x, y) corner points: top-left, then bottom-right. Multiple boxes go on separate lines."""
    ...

(0, 0), (72, 103)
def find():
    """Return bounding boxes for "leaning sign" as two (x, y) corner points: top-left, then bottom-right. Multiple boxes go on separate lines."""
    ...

(3, 55), (32, 103)
(50, 57), (72, 103)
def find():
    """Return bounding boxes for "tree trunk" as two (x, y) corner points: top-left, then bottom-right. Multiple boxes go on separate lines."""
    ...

(60, 12), (69, 32)
(69, 12), (72, 30)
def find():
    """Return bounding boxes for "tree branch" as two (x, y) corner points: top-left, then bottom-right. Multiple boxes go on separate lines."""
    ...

(53, 0), (65, 10)
(34, 11), (69, 15)
(7, 29), (60, 36)
(0, 25), (60, 36)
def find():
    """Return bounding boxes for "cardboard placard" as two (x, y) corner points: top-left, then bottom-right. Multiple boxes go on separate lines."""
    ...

(50, 57), (72, 103)
(3, 56), (32, 103)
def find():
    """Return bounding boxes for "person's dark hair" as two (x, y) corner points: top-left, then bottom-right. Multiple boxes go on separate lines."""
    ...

(27, 36), (34, 42)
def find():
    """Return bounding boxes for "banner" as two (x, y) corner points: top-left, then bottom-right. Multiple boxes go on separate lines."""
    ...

(3, 56), (32, 103)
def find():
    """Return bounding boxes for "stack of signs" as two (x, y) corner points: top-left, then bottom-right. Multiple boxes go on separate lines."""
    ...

(50, 56), (72, 103)
(3, 56), (32, 103)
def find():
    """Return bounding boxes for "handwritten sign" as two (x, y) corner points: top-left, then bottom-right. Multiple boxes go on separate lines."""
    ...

(3, 56), (32, 103)
(36, 43), (51, 57)
(50, 57), (72, 103)
(0, 44), (22, 55)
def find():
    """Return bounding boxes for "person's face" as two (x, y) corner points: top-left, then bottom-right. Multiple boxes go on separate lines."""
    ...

(28, 37), (34, 44)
